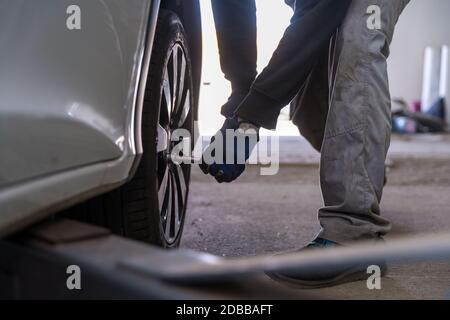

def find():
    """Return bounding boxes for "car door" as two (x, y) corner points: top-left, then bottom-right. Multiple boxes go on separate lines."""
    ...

(0, 0), (152, 188)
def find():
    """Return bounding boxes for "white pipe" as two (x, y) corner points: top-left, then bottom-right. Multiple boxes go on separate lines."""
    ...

(440, 45), (450, 125)
(422, 47), (442, 112)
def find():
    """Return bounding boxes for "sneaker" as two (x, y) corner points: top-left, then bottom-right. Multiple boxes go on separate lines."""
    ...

(266, 237), (387, 289)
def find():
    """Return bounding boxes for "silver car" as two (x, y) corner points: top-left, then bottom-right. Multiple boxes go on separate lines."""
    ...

(0, 0), (202, 247)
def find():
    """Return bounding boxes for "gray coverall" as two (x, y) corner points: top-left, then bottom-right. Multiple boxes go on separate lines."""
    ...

(292, 0), (410, 243)
(214, 0), (410, 243)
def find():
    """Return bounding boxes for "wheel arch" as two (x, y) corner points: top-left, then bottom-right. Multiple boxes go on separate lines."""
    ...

(160, 0), (202, 122)
(131, 0), (201, 176)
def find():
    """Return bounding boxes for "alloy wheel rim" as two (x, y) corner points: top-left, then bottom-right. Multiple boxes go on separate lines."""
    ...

(156, 43), (191, 244)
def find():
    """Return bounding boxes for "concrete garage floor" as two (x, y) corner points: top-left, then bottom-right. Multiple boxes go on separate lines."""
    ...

(182, 134), (450, 299)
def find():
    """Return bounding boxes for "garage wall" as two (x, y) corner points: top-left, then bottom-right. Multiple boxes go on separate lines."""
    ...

(388, 0), (450, 103)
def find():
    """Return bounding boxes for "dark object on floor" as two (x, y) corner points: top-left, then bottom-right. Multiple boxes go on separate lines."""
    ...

(392, 97), (447, 134)
(392, 107), (447, 135)
(425, 97), (446, 120)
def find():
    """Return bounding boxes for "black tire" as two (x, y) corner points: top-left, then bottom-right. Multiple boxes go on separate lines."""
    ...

(63, 10), (194, 248)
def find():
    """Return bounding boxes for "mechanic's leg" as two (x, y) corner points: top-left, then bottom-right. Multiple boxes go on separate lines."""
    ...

(235, 0), (351, 129)
(318, 0), (410, 243)
(267, 0), (409, 288)
(211, 0), (257, 117)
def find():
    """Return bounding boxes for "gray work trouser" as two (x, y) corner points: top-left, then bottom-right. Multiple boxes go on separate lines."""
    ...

(291, 0), (410, 243)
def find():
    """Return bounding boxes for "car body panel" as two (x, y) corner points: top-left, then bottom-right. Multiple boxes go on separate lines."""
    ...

(0, 0), (152, 187)
(0, 0), (157, 236)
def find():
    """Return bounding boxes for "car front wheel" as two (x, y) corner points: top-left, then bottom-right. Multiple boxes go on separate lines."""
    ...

(64, 10), (194, 248)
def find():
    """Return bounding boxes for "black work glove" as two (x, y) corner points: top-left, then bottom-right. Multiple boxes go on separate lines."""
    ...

(199, 117), (259, 183)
